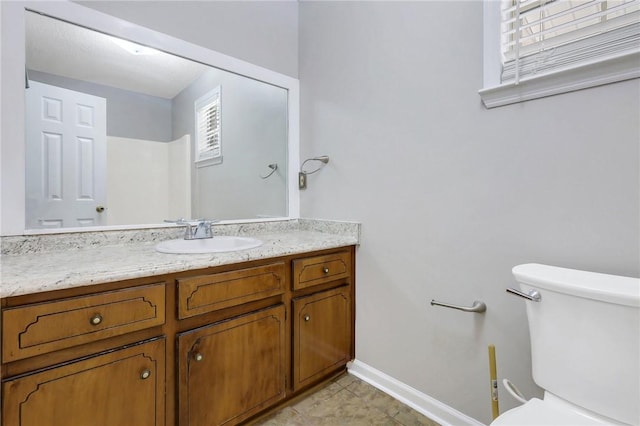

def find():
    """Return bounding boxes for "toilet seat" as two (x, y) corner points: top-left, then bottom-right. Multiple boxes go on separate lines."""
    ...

(490, 396), (628, 426)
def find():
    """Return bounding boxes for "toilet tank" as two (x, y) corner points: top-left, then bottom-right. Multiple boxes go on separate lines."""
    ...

(512, 264), (640, 426)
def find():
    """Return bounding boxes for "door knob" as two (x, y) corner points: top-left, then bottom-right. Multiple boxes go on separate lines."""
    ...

(96, 205), (105, 213)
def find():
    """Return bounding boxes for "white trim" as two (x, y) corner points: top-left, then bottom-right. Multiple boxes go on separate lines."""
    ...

(483, 0), (503, 90)
(479, 50), (640, 108)
(0, 1), (300, 236)
(1, 1), (26, 236)
(287, 79), (300, 222)
(347, 359), (486, 426)
(0, 1), (5, 238)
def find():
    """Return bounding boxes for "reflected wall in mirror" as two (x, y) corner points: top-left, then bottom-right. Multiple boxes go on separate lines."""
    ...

(25, 11), (288, 230)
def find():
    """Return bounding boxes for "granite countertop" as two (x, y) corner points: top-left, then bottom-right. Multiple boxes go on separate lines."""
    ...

(0, 219), (360, 299)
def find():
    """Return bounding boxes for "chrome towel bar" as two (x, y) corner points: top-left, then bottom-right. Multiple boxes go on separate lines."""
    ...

(430, 299), (487, 313)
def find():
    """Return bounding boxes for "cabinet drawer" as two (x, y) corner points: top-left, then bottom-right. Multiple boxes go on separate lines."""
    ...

(2, 283), (165, 363)
(177, 262), (285, 319)
(292, 251), (351, 290)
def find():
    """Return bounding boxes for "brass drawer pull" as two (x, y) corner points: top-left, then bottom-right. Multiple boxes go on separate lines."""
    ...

(304, 315), (311, 322)
(90, 314), (103, 326)
(140, 369), (151, 380)
(323, 267), (329, 274)
(194, 353), (204, 362)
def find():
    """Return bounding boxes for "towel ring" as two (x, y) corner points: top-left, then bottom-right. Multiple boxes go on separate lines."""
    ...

(260, 163), (278, 179)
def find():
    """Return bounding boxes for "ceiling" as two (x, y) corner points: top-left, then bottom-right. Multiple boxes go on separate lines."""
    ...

(26, 11), (209, 99)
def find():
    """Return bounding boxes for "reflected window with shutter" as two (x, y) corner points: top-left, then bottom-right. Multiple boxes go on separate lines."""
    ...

(195, 86), (222, 166)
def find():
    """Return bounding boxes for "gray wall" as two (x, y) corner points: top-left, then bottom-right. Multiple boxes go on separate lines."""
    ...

(29, 70), (172, 142)
(299, 2), (639, 424)
(18, 1), (639, 424)
(75, 0), (299, 78)
(172, 68), (288, 220)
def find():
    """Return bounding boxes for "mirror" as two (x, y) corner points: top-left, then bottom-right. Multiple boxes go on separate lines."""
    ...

(24, 10), (289, 230)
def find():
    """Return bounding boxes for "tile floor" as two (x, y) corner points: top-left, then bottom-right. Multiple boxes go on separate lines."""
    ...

(254, 374), (441, 426)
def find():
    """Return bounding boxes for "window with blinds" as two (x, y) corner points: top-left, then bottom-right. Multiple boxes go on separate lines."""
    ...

(501, 0), (640, 84)
(195, 86), (222, 165)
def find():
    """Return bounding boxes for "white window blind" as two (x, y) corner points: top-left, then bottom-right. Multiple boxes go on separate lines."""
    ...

(195, 86), (221, 164)
(501, 0), (640, 84)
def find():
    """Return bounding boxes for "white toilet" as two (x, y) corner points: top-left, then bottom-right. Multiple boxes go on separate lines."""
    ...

(491, 263), (640, 426)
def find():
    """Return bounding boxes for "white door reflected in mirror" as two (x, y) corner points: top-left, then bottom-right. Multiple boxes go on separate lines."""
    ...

(25, 81), (107, 229)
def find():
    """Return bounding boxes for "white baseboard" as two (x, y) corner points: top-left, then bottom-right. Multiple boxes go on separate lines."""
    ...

(347, 359), (486, 426)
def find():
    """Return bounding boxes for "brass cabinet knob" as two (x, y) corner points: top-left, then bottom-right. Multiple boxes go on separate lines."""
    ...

(304, 315), (310, 322)
(140, 369), (151, 380)
(194, 353), (204, 362)
(323, 267), (329, 274)
(96, 205), (105, 213)
(90, 313), (103, 326)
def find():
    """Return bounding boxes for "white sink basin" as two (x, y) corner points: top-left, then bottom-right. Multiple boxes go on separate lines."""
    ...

(155, 236), (263, 254)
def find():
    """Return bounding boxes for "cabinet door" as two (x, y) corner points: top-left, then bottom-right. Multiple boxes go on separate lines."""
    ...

(178, 305), (286, 426)
(2, 338), (165, 426)
(293, 286), (352, 390)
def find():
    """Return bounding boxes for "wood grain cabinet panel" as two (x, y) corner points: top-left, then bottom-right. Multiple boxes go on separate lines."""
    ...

(2, 338), (165, 426)
(2, 283), (165, 362)
(292, 286), (352, 390)
(178, 305), (286, 426)
(177, 262), (285, 318)
(292, 251), (351, 290)
(1, 246), (356, 426)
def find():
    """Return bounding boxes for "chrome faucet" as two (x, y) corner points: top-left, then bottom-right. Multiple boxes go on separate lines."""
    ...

(165, 219), (218, 240)
(191, 220), (213, 239)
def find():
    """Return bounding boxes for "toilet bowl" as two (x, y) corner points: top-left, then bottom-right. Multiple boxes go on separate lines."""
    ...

(491, 264), (639, 426)
(491, 393), (630, 426)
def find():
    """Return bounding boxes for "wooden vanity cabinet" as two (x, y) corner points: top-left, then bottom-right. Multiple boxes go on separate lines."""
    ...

(175, 249), (354, 425)
(177, 305), (286, 426)
(1, 282), (167, 426)
(2, 338), (165, 426)
(292, 286), (352, 391)
(1, 246), (355, 426)
(291, 251), (354, 392)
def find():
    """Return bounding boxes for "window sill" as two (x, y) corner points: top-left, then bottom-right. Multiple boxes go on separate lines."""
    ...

(479, 51), (640, 109)
(195, 156), (223, 168)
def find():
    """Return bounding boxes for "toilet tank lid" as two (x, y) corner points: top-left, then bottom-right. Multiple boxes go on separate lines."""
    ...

(512, 263), (640, 307)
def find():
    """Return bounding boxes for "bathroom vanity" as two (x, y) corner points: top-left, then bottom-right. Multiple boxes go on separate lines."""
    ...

(0, 222), (358, 426)
(0, 3), (353, 423)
